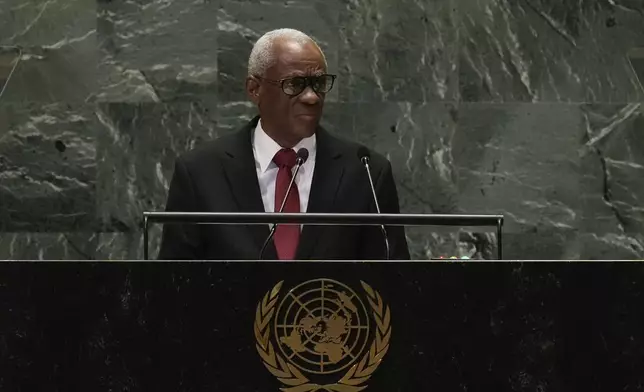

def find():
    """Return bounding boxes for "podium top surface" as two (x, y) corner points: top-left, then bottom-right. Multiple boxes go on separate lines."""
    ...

(1, 259), (643, 262)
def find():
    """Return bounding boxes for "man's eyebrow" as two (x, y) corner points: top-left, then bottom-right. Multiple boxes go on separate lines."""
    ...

(283, 71), (325, 78)
(278, 70), (303, 78)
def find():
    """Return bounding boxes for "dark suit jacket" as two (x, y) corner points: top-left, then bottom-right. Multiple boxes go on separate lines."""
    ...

(158, 116), (410, 260)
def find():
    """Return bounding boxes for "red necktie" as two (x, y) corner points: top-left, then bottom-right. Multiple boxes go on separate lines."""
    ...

(273, 148), (300, 260)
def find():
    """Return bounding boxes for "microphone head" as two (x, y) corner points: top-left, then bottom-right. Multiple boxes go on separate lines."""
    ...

(357, 146), (371, 162)
(296, 148), (309, 164)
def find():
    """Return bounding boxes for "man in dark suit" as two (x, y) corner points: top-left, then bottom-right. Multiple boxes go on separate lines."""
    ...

(158, 28), (410, 260)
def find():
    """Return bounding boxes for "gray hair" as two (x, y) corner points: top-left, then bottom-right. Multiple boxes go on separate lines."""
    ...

(247, 28), (327, 77)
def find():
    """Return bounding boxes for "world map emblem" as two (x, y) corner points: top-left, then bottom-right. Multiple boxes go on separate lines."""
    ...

(254, 279), (391, 392)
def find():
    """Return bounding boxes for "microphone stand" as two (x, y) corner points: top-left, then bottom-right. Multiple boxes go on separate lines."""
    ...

(361, 155), (391, 260)
(258, 157), (305, 260)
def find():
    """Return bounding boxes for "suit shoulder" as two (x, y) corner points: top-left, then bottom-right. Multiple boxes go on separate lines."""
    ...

(175, 132), (236, 168)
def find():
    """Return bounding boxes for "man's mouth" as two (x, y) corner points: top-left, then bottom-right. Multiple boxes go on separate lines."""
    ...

(296, 113), (318, 119)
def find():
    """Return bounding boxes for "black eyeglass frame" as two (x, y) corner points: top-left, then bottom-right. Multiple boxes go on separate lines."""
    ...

(253, 74), (337, 96)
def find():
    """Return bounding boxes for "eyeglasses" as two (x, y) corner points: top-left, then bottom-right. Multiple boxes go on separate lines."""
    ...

(255, 74), (336, 96)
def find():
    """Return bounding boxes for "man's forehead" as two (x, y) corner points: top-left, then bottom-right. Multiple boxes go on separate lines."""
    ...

(271, 55), (325, 76)
(270, 64), (326, 79)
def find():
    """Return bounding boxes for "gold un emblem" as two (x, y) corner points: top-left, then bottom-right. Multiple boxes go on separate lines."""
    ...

(254, 278), (391, 392)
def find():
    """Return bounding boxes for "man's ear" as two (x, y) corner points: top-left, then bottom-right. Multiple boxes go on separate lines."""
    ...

(246, 76), (260, 104)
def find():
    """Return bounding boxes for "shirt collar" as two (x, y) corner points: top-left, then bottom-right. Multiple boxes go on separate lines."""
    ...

(253, 119), (316, 173)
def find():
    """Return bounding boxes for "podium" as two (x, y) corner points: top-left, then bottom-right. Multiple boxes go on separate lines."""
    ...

(143, 212), (505, 260)
(0, 260), (643, 391)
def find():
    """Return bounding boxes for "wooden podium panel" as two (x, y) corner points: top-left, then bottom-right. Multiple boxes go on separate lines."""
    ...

(1, 261), (643, 391)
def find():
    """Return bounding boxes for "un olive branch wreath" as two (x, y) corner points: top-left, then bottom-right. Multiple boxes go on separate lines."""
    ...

(254, 281), (391, 392)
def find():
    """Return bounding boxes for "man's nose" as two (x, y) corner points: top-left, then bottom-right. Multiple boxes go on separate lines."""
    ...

(298, 86), (321, 104)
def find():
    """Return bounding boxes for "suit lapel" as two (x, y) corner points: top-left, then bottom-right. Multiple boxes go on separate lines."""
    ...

(296, 128), (345, 260)
(221, 116), (278, 260)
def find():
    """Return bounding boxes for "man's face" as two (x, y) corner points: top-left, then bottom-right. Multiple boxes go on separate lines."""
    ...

(246, 39), (329, 147)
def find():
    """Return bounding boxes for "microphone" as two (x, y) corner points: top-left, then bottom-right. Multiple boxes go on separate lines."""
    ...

(258, 147), (309, 259)
(357, 146), (390, 260)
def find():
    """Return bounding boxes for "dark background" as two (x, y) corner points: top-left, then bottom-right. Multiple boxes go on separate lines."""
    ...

(0, 0), (643, 260)
(1, 261), (643, 391)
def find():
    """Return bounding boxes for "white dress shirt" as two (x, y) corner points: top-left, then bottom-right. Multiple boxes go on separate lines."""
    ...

(252, 120), (316, 213)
